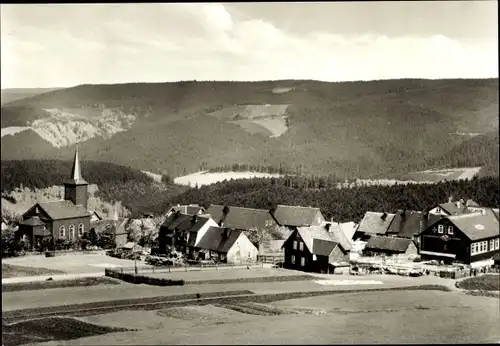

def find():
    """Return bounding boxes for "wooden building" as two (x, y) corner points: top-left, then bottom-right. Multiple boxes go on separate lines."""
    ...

(354, 212), (396, 240)
(281, 225), (350, 274)
(363, 235), (418, 257)
(419, 211), (500, 265)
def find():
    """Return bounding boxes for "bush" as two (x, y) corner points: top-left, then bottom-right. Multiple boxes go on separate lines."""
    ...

(104, 268), (185, 286)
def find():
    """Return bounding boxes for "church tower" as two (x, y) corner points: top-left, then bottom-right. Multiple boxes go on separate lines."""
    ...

(64, 144), (89, 208)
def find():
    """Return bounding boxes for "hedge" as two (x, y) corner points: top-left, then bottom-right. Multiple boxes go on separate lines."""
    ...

(105, 268), (184, 286)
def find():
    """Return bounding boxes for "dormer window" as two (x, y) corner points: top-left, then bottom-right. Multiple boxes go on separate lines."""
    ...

(436, 207), (441, 213)
(447, 226), (454, 235)
(437, 225), (444, 234)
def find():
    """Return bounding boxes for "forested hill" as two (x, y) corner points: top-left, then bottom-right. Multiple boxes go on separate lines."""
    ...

(0, 160), (187, 217)
(159, 176), (499, 223)
(1, 78), (498, 179)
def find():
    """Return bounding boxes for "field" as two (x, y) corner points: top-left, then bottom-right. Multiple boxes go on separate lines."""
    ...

(1, 253), (151, 275)
(173, 171), (283, 187)
(19, 289), (500, 345)
(399, 166), (482, 182)
(2, 263), (66, 279)
(2, 277), (119, 293)
(144, 267), (314, 284)
(456, 274), (500, 291)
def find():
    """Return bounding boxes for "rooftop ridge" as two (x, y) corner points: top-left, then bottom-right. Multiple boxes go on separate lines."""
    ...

(448, 211), (484, 219)
(277, 204), (320, 209)
(209, 205), (270, 212)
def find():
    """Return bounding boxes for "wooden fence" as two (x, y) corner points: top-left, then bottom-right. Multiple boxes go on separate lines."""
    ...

(257, 255), (284, 264)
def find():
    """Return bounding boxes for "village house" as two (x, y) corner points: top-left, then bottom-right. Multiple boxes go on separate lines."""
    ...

(281, 224), (351, 274)
(157, 211), (218, 258)
(16, 145), (91, 249)
(195, 226), (258, 264)
(90, 216), (129, 248)
(206, 204), (288, 249)
(166, 204), (206, 217)
(362, 235), (418, 258)
(354, 211), (396, 241)
(419, 211), (500, 267)
(271, 205), (325, 228)
(427, 198), (479, 216)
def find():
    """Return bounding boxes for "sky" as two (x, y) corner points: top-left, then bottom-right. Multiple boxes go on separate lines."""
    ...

(1, 2), (498, 88)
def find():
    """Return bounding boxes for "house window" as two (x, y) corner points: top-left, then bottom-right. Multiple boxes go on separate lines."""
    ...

(291, 255), (296, 264)
(490, 239), (495, 251)
(471, 243), (476, 255)
(447, 226), (454, 235)
(437, 225), (444, 234)
(495, 238), (499, 250)
(436, 207), (441, 213)
(59, 225), (66, 238)
(300, 257), (305, 267)
(78, 223), (85, 236)
(293, 241), (297, 250)
(69, 225), (75, 238)
(299, 242), (304, 251)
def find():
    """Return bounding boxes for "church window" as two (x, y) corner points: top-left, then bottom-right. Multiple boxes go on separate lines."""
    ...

(59, 225), (66, 238)
(78, 223), (85, 236)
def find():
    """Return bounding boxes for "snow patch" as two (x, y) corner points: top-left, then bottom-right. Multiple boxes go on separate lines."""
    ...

(272, 87), (293, 94)
(1, 126), (31, 137)
(141, 170), (163, 183)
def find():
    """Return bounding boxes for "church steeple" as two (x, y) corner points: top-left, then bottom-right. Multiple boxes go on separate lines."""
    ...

(69, 143), (87, 184)
(64, 143), (89, 208)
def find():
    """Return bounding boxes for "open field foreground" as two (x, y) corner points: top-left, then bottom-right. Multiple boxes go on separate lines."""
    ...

(2, 264), (66, 279)
(15, 290), (499, 345)
(1, 253), (152, 275)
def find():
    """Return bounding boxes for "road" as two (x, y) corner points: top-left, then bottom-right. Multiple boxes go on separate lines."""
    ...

(2, 274), (454, 313)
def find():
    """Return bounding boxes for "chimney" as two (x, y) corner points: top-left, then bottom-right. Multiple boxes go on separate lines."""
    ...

(325, 223), (331, 232)
(381, 212), (388, 221)
(401, 210), (406, 219)
(220, 205), (230, 225)
(191, 215), (197, 223)
(456, 201), (461, 209)
(448, 196), (453, 203)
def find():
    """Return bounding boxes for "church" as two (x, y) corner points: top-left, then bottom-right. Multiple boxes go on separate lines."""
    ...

(17, 145), (91, 249)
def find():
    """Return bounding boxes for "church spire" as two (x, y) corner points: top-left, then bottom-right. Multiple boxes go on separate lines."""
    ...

(70, 142), (85, 184)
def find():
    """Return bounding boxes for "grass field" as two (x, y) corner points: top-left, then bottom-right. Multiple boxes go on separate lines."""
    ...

(2, 254), (150, 274)
(2, 263), (66, 279)
(456, 274), (500, 291)
(2, 277), (119, 293)
(23, 289), (500, 345)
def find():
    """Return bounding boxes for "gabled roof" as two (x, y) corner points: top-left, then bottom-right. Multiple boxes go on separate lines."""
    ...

(161, 212), (212, 234)
(447, 212), (499, 241)
(386, 210), (424, 239)
(312, 238), (338, 256)
(35, 201), (90, 220)
(206, 205), (273, 229)
(196, 227), (244, 253)
(288, 225), (348, 256)
(436, 202), (470, 215)
(356, 212), (395, 235)
(338, 221), (357, 241)
(326, 224), (352, 251)
(365, 236), (414, 253)
(272, 205), (322, 227)
(169, 204), (205, 215)
(20, 216), (45, 227)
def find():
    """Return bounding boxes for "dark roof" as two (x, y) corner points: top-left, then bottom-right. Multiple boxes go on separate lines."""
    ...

(365, 236), (414, 253)
(206, 204), (273, 229)
(386, 210), (424, 238)
(36, 201), (90, 220)
(20, 216), (45, 227)
(437, 202), (470, 215)
(312, 238), (338, 256)
(272, 205), (322, 227)
(169, 204), (205, 215)
(161, 213), (211, 234)
(196, 227), (244, 253)
(447, 212), (499, 241)
(356, 212), (395, 235)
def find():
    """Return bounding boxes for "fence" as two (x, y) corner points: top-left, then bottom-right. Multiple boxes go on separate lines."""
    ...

(257, 255), (284, 264)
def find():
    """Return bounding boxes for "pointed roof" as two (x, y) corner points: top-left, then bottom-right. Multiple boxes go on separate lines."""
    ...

(272, 205), (323, 227)
(65, 143), (88, 185)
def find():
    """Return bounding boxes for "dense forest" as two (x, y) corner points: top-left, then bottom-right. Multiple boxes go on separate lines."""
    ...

(159, 176), (500, 223)
(2, 79), (498, 179)
(1, 160), (499, 220)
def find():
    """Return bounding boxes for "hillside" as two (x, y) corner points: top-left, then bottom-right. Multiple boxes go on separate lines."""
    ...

(1, 79), (498, 179)
(159, 176), (500, 223)
(0, 160), (188, 217)
(1, 88), (61, 105)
